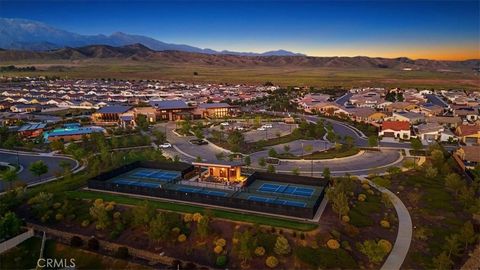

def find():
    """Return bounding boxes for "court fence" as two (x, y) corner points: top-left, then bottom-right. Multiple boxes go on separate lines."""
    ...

(88, 162), (328, 219)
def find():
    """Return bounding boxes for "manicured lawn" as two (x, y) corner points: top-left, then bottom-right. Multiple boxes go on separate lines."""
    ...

(65, 190), (318, 231)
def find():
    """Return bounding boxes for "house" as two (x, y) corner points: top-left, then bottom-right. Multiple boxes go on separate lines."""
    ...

(386, 102), (419, 112)
(455, 124), (480, 145)
(91, 105), (133, 125)
(415, 123), (445, 143)
(312, 102), (345, 115)
(455, 146), (480, 169)
(379, 121), (411, 140)
(413, 103), (444, 116)
(392, 111), (425, 124)
(195, 103), (238, 118)
(17, 122), (47, 138)
(341, 107), (388, 123)
(10, 103), (42, 113)
(453, 107), (479, 122)
(149, 100), (194, 121)
(426, 116), (462, 128)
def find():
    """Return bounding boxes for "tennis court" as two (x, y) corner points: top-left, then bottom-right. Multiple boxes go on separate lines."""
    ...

(130, 168), (181, 182)
(175, 186), (229, 197)
(112, 178), (163, 188)
(257, 183), (315, 197)
(247, 195), (307, 207)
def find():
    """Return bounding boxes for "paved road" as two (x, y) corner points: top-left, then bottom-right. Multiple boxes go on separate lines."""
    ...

(157, 122), (403, 176)
(0, 151), (77, 191)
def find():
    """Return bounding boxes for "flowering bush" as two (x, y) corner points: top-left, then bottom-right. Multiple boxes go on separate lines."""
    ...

(327, 239), (340, 249)
(265, 256), (279, 268)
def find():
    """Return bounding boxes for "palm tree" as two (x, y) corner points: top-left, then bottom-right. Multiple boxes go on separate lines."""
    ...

(1, 168), (18, 190)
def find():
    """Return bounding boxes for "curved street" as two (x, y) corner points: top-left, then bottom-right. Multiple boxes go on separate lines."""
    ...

(0, 150), (78, 191)
(159, 121), (404, 176)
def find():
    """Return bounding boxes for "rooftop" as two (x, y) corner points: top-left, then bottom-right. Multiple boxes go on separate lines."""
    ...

(149, 100), (190, 110)
(382, 121), (410, 131)
(97, 105), (132, 114)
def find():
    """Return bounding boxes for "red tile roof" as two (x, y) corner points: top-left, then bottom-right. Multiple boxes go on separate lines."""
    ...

(381, 121), (410, 131)
(456, 124), (480, 136)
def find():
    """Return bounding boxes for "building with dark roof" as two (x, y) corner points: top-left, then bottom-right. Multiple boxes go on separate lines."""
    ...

(91, 105), (133, 125)
(149, 100), (194, 121)
(195, 102), (238, 118)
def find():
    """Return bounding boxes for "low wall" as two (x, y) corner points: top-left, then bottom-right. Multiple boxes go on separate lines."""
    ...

(0, 228), (34, 254)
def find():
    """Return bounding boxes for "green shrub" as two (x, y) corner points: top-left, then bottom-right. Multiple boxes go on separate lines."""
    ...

(216, 255), (228, 267)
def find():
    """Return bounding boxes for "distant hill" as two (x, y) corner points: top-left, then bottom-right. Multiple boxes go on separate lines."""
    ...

(0, 44), (478, 72)
(0, 18), (305, 56)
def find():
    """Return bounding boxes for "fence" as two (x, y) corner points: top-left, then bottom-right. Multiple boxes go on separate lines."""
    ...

(0, 228), (34, 254)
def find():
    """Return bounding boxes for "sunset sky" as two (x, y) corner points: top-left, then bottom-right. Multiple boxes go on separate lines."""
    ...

(2, 0), (479, 60)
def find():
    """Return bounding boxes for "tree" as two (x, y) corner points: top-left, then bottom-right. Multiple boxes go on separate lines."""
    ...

(1, 168), (17, 190)
(444, 173), (464, 196)
(410, 138), (423, 152)
(195, 156), (202, 162)
(268, 148), (278, 158)
(148, 213), (171, 241)
(292, 168), (300, 176)
(267, 164), (276, 173)
(273, 235), (291, 255)
(368, 135), (378, 147)
(196, 215), (210, 240)
(50, 140), (65, 152)
(445, 234), (461, 258)
(283, 144), (290, 153)
(135, 114), (149, 131)
(0, 212), (22, 240)
(356, 240), (389, 264)
(238, 230), (253, 265)
(244, 156), (251, 166)
(326, 189), (349, 220)
(152, 130), (166, 143)
(29, 161), (48, 180)
(227, 130), (245, 152)
(431, 149), (444, 167)
(459, 221), (476, 251)
(432, 251), (453, 270)
(59, 160), (71, 173)
(323, 167), (331, 180)
(259, 157), (266, 168)
(193, 128), (204, 140)
(132, 201), (156, 228)
(344, 135), (355, 147)
(89, 199), (112, 230)
(424, 165), (438, 179)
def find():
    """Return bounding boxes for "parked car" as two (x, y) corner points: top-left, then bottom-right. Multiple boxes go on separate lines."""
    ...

(257, 127), (266, 131)
(159, 143), (172, 148)
(190, 139), (208, 145)
(235, 126), (244, 131)
(220, 122), (230, 126)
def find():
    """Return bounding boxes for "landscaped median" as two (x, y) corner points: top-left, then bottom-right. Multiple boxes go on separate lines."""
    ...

(276, 146), (361, 160)
(65, 190), (318, 231)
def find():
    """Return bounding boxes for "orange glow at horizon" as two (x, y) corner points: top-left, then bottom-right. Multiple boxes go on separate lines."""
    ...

(307, 43), (480, 61)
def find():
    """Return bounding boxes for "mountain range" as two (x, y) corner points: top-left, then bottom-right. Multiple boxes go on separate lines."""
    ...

(1, 43), (478, 72)
(0, 18), (305, 56)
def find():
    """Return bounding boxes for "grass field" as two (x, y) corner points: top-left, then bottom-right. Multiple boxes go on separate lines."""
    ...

(2, 59), (479, 90)
(65, 190), (319, 231)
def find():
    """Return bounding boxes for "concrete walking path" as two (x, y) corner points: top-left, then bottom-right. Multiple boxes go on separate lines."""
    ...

(364, 177), (413, 270)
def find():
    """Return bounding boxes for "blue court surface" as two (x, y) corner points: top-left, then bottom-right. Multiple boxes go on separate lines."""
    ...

(112, 179), (162, 188)
(258, 183), (314, 197)
(177, 186), (228, 197)
(247, 195), (307, 207)
(130, 168), (181, 182)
